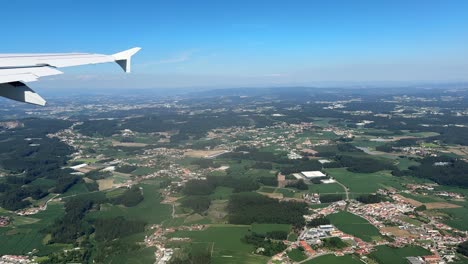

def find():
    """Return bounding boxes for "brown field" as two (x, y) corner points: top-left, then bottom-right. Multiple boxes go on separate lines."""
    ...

(184, 149), (229, 158)
(207, 200), (228, 223)
(112, 141), (148, 147)
(97, 179), (114, 191)
(395, 194), (423, 207)
(424, 202), (462, 209)
(445, 146), (468, 158)
(83, 177), (94, 183)
(74, 165), (100, 174)
(381, 227), (415, 238)
(258, 192), (283, 199)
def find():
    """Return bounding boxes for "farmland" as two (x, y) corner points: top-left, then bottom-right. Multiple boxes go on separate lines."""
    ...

(369, 245), (431, 264)
(304, 254), (362, 264)
(326, 211), (383, 242)
(168, 225), (269, 264)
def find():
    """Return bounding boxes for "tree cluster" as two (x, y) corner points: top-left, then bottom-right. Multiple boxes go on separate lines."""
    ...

(227, 192), (307, 227)
(243, 233), (287, 256)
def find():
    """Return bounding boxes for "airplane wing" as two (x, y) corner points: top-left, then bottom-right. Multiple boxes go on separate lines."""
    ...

(0, 47), (141, 106)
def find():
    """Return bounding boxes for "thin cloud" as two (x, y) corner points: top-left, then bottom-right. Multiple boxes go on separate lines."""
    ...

(139, 50), (198, 67)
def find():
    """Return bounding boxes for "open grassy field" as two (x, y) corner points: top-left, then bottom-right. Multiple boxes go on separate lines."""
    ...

(88, 183), (172, 224)
(438, 206), (468, 231)
(308, 183), (345, 194)
(250, 223), (291, 235)
(275, 188), (297, 198)
(107, 246), (156, 264)
(304, 254), (362, 264)
(326, 211), (382, 242)
(211, 186), (234, 200)
(324, 168), (404, 193)
(0, 202), (68, 256)
(399, 192), (443, 203)
(168, 225), (269, 264)
(369, 245), (431, 264)
(258, 186), (276, 193)
(396, 157), (420, 170)
(244, 169), (276, 179)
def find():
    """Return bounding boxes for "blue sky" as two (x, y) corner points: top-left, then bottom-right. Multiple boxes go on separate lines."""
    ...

(3, 0), (468, 88)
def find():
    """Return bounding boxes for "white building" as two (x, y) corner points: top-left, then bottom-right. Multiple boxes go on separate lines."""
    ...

(301, 171), (326, 179)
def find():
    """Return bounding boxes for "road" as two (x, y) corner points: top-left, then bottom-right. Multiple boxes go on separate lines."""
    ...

(335, 180), (349, 201)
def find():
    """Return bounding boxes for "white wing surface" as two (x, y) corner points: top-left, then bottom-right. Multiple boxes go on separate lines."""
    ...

(0, 47), (141, 106)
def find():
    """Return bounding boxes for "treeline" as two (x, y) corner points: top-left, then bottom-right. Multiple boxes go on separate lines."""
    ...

(243, 233), (287, 256)
(111, 186), (144, 207)
(307, 217), (330, 227)
(356, 194), (384, 204)
(324, 155), (396, 173)
(375, 138), (419, 152)
(227, 192), (307, 227)
(398, 156), (468, 187)
(286, 179), (308, 190)
(94, 216), (146, 241)
(183, 175), (259, 195)
(181, 196), (211, 213)
(0, 185), (47, 210)
(457, 241), (468, 257)
(322, 237), (348, 249)
(320, 194), (344, 203)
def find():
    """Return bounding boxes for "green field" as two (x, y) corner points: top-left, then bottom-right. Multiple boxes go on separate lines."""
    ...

(250, 223), (291, 235)
(396, 158), (420, 170)
(438, 206), (468, 231)
(304, 254), (362, 264)
(399, 192), (444, 203)
(211, 186), (234, 200)
(0, 202), (68, 256)
(88, 183), (172, 224)
(308, 183), (345, 194)
(258, 186), (276, 193)
(326, 211), (382, 242)
(287, 248), (307, 262)
(369, 245), (431, 264)
(275, 188), (297, 198)
(168, 225), (269, 264)
(324, 168), (404, 193)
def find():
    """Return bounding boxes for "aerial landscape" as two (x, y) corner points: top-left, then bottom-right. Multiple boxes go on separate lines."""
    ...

(1, 0), (468, 263)
(0, 87), (467, 263)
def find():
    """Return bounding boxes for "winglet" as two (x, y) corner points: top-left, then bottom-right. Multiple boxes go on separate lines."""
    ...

(112, 47), (141, 73)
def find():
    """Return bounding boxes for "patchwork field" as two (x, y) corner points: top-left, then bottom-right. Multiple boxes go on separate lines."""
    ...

(0, 202), (67, 256)
(168, 225), (269, 264)
(324, 168), (404, 193)
(88, 183), (172, 224)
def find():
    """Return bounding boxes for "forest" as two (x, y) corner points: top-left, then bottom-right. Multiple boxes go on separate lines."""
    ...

(227, 192), (308, 227)
(394, 156), (468, 187)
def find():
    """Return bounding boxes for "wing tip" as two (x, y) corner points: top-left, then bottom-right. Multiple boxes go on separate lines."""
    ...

(112, 47), (141, 73)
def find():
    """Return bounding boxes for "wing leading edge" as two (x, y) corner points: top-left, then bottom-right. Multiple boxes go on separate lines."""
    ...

(0, 47), (141, 106)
